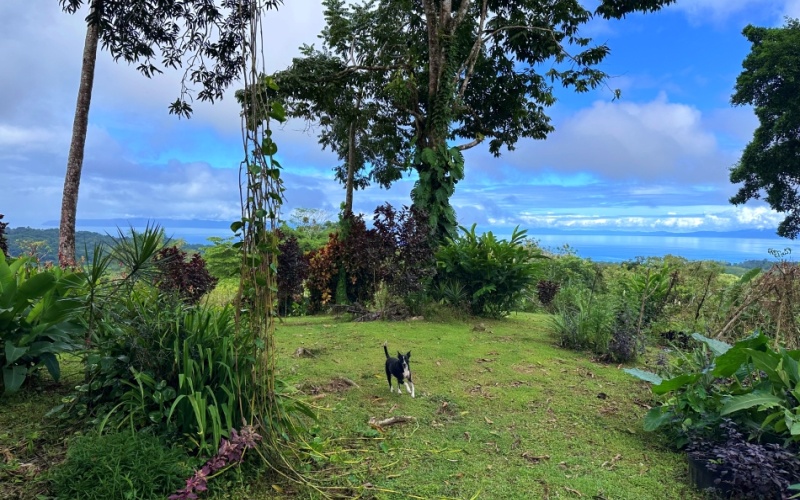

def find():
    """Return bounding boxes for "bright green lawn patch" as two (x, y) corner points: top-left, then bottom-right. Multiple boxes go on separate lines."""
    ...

(273, 313), (701, 499)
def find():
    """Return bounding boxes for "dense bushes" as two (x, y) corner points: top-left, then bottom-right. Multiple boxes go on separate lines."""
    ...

(40, 227), (261, 457)
(0, 252), (84, 394)
(154, 245), (218, 304)
(277, 233), (309, 315)
(305, 205), (434, 313)
(435, 225), (543, 317)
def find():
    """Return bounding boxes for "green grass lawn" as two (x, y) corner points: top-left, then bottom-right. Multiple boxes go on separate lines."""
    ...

(271, 313), (701, 499)
(0, 314), (701, 499)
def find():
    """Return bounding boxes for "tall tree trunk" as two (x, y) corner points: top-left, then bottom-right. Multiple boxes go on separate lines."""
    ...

(59, 0), (101, 267)
(344, 120), (356, 216)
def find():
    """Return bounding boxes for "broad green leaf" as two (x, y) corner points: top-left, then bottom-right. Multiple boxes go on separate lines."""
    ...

(652, 374), (701, 395)
(714, 333), (771, 377)
(782, 350), (800, 385)
(16, 272), (56, 303)
(643, 407), (672, 431)
(2, 365), (27, 394)
(720, 392), (783, 416)
(4, 343), (28, 364)
(748, 350), (782, 384)
(623, 368), (663, 385)
(40, 352), (60, 381)
(691, 333), (731, 356)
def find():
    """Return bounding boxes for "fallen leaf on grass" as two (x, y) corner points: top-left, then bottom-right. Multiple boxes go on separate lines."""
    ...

(484, 416), (494, 424)
(564, 486), (583, 497)
(521, 452), (550, 464)
(601, 454), (622, 469)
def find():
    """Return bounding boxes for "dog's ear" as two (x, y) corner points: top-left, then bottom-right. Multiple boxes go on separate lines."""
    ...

(406, 351), (411, 359)
(397, 351), (403, 359)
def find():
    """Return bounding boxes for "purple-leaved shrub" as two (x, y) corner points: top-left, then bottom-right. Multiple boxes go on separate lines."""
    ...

(169, 425), (262, 500)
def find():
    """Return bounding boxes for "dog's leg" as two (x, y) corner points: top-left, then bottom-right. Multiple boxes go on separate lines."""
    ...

(404, 381), (415, 398)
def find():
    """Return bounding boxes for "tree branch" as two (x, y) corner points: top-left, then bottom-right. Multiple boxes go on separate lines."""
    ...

(457, 0), (488, 100)
(455, 136), (484, 151)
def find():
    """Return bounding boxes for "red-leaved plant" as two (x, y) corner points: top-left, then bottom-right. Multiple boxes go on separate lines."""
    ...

(169, 425), (262, 500)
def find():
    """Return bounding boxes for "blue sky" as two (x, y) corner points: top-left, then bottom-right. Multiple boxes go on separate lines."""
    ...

(2, 0), (799, 239)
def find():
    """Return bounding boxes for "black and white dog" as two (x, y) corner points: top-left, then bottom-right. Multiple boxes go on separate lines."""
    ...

(384, 342), (415, 398)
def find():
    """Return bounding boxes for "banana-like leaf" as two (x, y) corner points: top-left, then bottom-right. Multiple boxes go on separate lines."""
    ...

(623, 368), (663, 385)
(720, 392), (783, 416)
(652, 373), (701, 395)
(691, 333), (731, 356)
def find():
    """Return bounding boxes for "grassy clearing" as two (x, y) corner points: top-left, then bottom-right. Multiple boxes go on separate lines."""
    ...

(0, 315), (700, 499)
(272, 313), (701, 499)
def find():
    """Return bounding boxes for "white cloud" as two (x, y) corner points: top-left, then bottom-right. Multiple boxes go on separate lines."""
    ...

(490, 93), (731, 184)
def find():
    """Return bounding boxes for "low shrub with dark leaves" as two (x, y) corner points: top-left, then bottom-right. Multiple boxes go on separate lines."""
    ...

(536, 280), (560, 306)
(154, 246), (218, 304)
(687, 419), (800, 499)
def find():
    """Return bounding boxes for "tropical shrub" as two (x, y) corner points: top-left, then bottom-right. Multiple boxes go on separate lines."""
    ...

(65, 293), (254, 455)
(372, 204), (435, 303)
(154, 245), (218, 305)
(0, 253), (84, 394)
(48, 430), (192, 500)
(201, 237), (241, 279)
(626, 331), (800, 447)
(435, 225), (543, 317)
(306, 206), (435, 314)
(687, 419), (800, 499)
(277, 233), (308, 316)
(549, 285), (616, 353)
(306, 232), (344, 312)
(49, 227), (255, 455)
(535, 279), (559, 308)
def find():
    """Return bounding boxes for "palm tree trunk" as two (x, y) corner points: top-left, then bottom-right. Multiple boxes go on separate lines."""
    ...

(59, 0), (101, 267)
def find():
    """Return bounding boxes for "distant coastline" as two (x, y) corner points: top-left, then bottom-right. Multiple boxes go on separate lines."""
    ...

(29, 217), (788, 241)
(7, 222), (797, 265)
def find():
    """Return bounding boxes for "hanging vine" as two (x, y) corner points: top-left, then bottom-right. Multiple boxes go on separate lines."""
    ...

(232, 0), (316, 480)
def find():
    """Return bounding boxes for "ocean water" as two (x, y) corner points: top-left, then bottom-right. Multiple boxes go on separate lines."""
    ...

(533, 234), (799, 264)
(74, 222), (799, 265)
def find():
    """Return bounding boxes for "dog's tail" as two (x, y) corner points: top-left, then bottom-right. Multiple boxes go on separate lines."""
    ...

(383, 341), (389, 359)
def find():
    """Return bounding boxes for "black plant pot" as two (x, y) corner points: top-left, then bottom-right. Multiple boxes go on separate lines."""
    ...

(688, 455), (734, 498)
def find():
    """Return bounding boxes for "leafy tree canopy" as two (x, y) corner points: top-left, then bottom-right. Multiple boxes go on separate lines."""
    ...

(730, 19), (800, 239)
(59, 0), (279, 117)
(275, 0), (676, 240)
